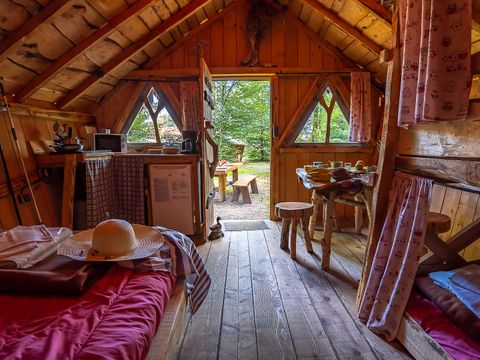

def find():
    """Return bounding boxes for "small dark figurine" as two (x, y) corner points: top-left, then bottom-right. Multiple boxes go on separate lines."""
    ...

(208, 217), (224, 240)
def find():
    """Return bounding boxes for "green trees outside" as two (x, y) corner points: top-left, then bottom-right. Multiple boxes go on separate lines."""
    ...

(212, 80), (270, 162)
(127, 103), (181, 144)
(296, 87), (351, 144)
(127, 104), (157, 143)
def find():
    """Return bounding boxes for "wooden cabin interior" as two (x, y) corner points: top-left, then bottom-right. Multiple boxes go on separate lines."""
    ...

(1, 0), (480, 359)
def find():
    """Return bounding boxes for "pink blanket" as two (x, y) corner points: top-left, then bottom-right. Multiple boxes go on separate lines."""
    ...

(0, 265), (175, 360)
(407, 292), (480, 360)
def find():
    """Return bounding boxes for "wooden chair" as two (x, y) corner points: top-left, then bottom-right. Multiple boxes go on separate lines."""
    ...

(275, 202), (314, 259)
(232, 175), (258, 204)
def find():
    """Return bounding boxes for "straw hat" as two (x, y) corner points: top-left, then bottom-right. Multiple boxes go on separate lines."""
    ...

(58, 219), (164, 261)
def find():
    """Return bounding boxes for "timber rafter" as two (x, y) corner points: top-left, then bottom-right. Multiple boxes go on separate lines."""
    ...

(356, 0), (392, 23)
(0, 0), (72, 64)
(14, 0), (158, 102)
(302, 0), (385, 56)
(55, 0), (212, 109)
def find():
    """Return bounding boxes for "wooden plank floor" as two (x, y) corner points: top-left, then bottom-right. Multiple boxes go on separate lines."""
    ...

(176, 221), (412, 360)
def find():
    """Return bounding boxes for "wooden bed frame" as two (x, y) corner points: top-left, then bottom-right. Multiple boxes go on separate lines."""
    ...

(146, 279), (187, 360)
(394, 207), (480, 360)
(397, 312), (453, 360)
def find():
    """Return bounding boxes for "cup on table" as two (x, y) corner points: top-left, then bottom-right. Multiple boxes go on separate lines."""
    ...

(344, 162), (352, 171)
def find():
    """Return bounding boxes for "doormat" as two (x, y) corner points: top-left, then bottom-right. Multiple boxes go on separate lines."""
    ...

(223, 220), (269, 231)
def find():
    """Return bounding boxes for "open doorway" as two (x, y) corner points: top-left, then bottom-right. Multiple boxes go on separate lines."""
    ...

(212, 79), (271, 220)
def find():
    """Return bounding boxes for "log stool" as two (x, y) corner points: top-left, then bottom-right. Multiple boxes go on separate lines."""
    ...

(275, 202), (314, 259)
(426, 212), (451, 235)
(418, 211), (462, 275)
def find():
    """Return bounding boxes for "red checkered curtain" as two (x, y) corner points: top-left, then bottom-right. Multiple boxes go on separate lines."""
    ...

(85, 158), (114, 228)
(398, 0), (471, 126)
(85, 157), (145, 228)
(112, 157), (145, 225)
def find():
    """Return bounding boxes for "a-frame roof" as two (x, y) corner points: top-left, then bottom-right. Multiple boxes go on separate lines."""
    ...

(0, 0), (478, 113)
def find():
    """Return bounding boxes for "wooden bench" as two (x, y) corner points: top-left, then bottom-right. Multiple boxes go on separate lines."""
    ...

(231, 175), (258, 204)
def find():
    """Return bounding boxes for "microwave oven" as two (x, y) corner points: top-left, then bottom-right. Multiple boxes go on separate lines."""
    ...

(87, 133), (127, 152)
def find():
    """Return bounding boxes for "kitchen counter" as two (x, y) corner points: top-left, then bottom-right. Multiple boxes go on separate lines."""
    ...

(35, 152), (200, 228)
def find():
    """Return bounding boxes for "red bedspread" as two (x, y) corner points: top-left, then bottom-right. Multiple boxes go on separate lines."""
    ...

(0, 265), (176, 360)
(407, 292), (480, 360)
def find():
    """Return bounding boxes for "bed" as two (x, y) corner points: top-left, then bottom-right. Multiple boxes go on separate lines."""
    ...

(0, 262), (181, 360)
(0, 226), (206, 360)
(397, 271), (480, 360)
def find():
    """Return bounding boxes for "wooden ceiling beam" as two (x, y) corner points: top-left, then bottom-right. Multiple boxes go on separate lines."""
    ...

(355, 0), (392, 23)
(14, 0), (158, 102)
(55, 0), (211, 109)
(126, 67), (364, 80)
(0, 0), (71, 64)
(302, 0), (384, 56)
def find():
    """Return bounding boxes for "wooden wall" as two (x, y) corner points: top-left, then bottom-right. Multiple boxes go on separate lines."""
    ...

(398, 116), (480, 260)
(96, 2), (384, 223)
(430, 184), (480, 261)
(0, 106), (93, 229)
(152, 2), (353, 71)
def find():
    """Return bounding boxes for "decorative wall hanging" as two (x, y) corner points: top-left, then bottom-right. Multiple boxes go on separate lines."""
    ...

(241, 0), (285, 67)
(398, 0), (471, 126)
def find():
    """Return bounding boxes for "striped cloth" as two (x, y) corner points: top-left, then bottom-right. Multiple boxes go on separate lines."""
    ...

(118, 227), (210, 314)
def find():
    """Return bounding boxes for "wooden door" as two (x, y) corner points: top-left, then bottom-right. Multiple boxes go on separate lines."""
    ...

(199, 58), (218, 239)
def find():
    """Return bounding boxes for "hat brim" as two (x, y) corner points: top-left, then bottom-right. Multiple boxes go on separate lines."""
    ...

(57, 224), (164, 261)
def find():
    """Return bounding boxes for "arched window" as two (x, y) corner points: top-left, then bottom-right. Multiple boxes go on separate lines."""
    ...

(294, 84), (352, 144)
(123, 86), (181, 146)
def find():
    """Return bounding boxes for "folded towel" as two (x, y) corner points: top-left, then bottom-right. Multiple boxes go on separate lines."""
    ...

(429, 264), (480, 319)
(0, 225), (53, 257)
(0, 226), (72, 269)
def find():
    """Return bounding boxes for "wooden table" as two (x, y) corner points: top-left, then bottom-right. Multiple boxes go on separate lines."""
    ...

(296, 168), (374, 270)
(214, 162), (242, 201)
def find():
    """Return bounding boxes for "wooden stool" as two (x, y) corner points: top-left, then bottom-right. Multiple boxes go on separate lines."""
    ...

(275, 202), (314, 259)
(426, 212), (451, 235)
(418, 212), (463, 275)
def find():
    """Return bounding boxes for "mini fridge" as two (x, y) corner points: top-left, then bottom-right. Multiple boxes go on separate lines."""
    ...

(148, 164), (194, 235)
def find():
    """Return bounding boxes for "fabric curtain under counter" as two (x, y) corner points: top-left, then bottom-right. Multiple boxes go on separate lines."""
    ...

(85, 157), (145, 228)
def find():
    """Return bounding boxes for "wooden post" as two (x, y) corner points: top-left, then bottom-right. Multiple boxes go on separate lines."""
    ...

(61, 154), (77, 228)
(218, 174), (227, 201)
(354, 194), (364, 234)
(309, 191), (323, 238)
(321, 192), (336, 270)
(356, 4), (401, 307)
(301, 216), (314, 253)
(280, 219), (291, 250)
(290, 218), (298, 259)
